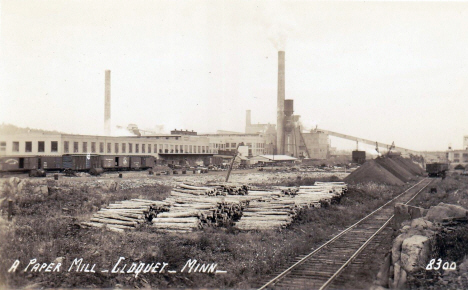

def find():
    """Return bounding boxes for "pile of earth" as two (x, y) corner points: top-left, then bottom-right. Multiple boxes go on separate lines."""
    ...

(344, 156), (424, 185)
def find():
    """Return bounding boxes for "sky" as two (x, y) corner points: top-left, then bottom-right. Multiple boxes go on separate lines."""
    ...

(1, 0), (467, 152)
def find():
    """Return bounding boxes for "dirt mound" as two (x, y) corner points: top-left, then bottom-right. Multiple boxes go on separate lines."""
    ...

(344, 159), (405, 185)
(395, 157), (425, 176)
(345, 156), (424, 185)
(375, 157), (414, 182)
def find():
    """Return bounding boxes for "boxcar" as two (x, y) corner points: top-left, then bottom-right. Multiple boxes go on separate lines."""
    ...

(63, 155), (99, 171)
(426, 163), (449, 177)
(141, 156), (155, 169)
(39, 156), (62, 170)
(130, 156), (142, 169)
(1, 157), (40, 171)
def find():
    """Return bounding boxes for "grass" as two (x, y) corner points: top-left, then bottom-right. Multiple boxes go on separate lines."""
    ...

(0, 177), (404, 289)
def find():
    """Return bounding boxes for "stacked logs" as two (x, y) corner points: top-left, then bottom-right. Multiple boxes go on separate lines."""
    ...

(151, 189), (249, 232)
(234, 182), (348, 231)
(82, 199), (170, 233)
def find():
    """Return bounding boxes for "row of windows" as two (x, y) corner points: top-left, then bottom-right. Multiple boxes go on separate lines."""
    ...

(9, 141), (59, 153)
(2, 141), (210, 154)
(63, 142), (210, 154)
(453, 153), (468, 158)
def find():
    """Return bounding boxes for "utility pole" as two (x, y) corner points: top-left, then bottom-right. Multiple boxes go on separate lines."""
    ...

(225, 143), (244, 182)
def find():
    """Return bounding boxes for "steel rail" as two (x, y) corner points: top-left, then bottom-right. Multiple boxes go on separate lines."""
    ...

(258, 178), (430, 290)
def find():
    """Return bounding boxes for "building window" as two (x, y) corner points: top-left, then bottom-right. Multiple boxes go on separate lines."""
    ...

(115, 143), (119, 153)
(122, 143), (126, 153)
(83, 142), (88, 153)
(454, 159), (460, 162)
(74, 142), (79, 153)
(454, 153), (460, 158)
(64, 141), (69, 153)
(0, 142), (6, 152)
(99, 142), (104, 153)
(231, 143), (236, 148)
(463, 153), (468, 158)
(38, 141), (45, 152)
(107, 143), (111, 153)
(91, 142), (96, 153)
(51, 141), (58, 152)
(136, 144), (139, 153)
(170, 145), (174, 153)
(13, 141), (20, 152)
(26, 141), (32, 152)
(142, 144), (146, 153)
(154, 144), (157, 153)
(225, 143), (229, 148)
(129, 143), (133, 153)
(148, 144), (151, 153)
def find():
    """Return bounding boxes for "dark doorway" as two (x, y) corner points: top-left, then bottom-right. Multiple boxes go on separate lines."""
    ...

(115, 157), (119, 167)
(19, 158), (24, 169)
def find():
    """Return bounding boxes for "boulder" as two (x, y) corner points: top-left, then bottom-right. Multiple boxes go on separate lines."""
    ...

(376, 251), (392, 287)
(400, 235), (431, 273)
(393, 203), (426, 230)
(410, 218), (434, 231)
(425, 203), (468, 222)
(33, 185), (49, 196)
(8, 177), (20, 187)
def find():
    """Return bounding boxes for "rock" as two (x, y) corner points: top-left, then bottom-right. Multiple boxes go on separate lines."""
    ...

(393, 262), (402, 288)
(410, 218), (434, 231)
(54, 257), (65, 264)
(396, 268), (407, 289)
(425, 203), (468, 222)
(8, 177), (20, 187)
(33, 185), (49, 196)
(400, 235), (431, 273)
(376, 251), (392, 287)
(392, 234), (408, 264)
(393, 203), (426, 230)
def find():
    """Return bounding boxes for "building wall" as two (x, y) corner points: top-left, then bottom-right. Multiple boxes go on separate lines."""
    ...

(447, 149), (468, 168)
(201, 134), (267, 157)
(300, 131), (330, 159)
(0, 133), (212, 159)
(464, 136), (468, 150)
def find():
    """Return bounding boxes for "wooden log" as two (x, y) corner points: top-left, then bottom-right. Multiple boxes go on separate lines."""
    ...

(90, 218), (137, 226)
(157, 211), (201, 218)
(95, 213), (143, 222)
(178, 183), (211, 191)
(82, 222), (130, 231)
(152, 217), (199, 224)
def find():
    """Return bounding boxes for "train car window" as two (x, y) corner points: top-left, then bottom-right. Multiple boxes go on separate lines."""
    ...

(73, 142), (79, 153)
(64, 141), (69, 153)
(122, 143), (126, 153)
(91, 142), (96, 153)
(83, 142), (88, 153)
(38, 141), (45, 152)
(115, 143), (119, 153)
(99, 142), (104, 153)
(51, 141), (58, 152)
(13, 142), (19, 152)
(107, 143), (111, 154)
(142, 144), (145, 153)
(0, 142), (6, 152)
(129, 143), (133, 153)
(25, 142), (32, 152)
(136, 144), (139, 153)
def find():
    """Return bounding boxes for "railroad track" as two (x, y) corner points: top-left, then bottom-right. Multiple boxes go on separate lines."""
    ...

(258, 178), (433, 290)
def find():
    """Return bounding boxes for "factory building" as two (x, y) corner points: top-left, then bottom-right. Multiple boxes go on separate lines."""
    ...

(0, 132), (212, 166)
(199, 132), (267, 157)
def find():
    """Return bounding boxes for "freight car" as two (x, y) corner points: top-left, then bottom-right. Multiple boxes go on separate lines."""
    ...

(0, 154), (157, 175)
(426, 162), (449, 178)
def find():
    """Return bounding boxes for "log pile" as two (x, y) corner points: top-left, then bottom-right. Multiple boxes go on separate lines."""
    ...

(234, 182), (348, 231)
(82, 199), (170, 233)
(83, 182), (347, 233)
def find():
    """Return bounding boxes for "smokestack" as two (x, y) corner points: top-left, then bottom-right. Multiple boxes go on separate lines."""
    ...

(104, 70), (111, 136)
(277, 51), (285, 155)
(245, 110), (251, 133)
